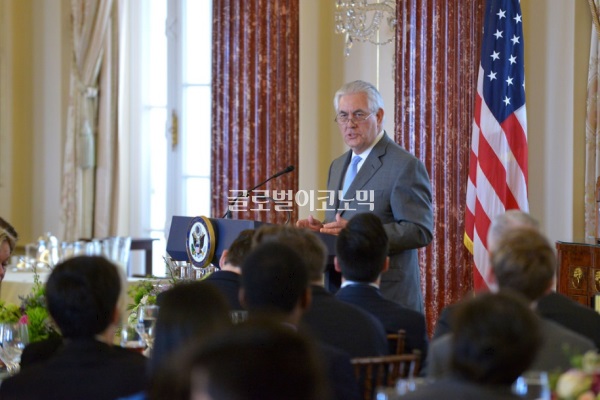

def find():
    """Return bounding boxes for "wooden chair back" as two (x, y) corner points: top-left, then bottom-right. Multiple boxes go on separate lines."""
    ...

(351, 351), (421, 400)
(386, 329), (406, 355)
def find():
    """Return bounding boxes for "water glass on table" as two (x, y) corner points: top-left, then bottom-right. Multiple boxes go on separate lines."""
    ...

(120, 323), (146, 354)
(0, 323), (29, 375)
(136, 305), (159, 353)
(512, 370), (551, 400)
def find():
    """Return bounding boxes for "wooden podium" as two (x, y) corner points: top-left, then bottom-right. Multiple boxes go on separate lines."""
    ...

(555, 241), (600, 308)
(166, 216), (341, 292)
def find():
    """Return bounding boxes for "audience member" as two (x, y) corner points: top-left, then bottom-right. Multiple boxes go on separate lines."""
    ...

(0, 217), (18, 282)
(140, 281), (232, 400)
(403, 291), (541, 400)
(334, 213), (428, 358)
(0, 256), (148, 400)
(433, 210), (600, 348)
(169, 319), (329, 400)
(203, 229), (254, 310)
(240, 241), (360, 400)
(427, 228), (595, 378)
(252, 224), (389, 357)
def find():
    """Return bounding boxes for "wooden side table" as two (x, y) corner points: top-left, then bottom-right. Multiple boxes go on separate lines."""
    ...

(556, 241), (600, 308)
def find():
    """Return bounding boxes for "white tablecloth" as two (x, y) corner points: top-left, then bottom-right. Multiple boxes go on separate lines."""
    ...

(0, 269), (160, 307)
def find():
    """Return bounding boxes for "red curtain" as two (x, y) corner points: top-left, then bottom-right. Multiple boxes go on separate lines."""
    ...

(211, 0), (299, 224)
(395, 0), (485, 334)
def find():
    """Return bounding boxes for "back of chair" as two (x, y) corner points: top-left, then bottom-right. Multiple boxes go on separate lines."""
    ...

(351, 351), (421, 400)
(386, 329), (406, 355)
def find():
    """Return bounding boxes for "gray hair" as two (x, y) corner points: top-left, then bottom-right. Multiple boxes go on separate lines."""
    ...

(488, 210), (539, 254)
(333, 80), (385, 114)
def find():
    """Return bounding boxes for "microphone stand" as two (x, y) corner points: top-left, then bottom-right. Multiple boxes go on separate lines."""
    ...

(221, 166), (295, 219)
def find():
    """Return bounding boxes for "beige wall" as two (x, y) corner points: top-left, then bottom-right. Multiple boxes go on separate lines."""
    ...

(0, 0), (595, 246)
(523, 0), (591, 244)
(0, 0), (68, 244)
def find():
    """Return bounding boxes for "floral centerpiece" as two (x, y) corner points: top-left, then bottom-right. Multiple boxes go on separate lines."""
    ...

(125, 256), (216, 322)
(126, 279), (169, 324)
(555, 351), (600, 400)
(0, 268), (59, 343)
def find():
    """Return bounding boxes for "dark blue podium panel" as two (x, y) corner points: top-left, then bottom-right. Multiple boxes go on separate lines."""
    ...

(166, 216), (340, 292)
(166, 216), (265, 264)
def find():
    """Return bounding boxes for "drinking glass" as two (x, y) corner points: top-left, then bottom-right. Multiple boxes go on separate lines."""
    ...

(136, 305), (159, 352)
(0, 323), (29, 375)
(512, 370), (551, 400)
(120, 323), (146, 354)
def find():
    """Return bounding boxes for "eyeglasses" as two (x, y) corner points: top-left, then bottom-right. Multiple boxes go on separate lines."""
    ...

(334, 112), (374, 125)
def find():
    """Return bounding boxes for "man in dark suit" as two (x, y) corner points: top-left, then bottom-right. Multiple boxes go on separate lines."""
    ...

(203, 229), (254, 310)
(433, 210), (600, 349)
(536, 291), (600, 349)
(0, 256), (148, 400)
(427, 228), (596, 378)
(403, 291), (541, 400)
(252, 224), (389, 357)
(240, 241), (361, 400)
(297, 80), (433, 313)
(334, 213), (428, 359)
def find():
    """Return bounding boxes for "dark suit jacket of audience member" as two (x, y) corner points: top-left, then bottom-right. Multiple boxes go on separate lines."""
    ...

(335, 283), (428, 358)
(536, 291), (600, 348)
(0, 338), (148, 400)
(427, 317), (596, 379)
(434, 293), (600, 349)
(19, 336), (63, 369)
(319, 342), (361, 400)
(301, 285), (389, 357)
(203, 270), (243, 310)
(400, 378), (523, 400)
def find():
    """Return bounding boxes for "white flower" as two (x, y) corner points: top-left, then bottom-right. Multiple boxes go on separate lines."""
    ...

(556, 369), (593, 399)
(581, 351), (600, 374)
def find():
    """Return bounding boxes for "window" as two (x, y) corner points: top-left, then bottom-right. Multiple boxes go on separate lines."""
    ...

(127, 0), (212, 276)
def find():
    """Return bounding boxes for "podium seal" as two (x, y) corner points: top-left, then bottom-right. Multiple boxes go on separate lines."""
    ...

(186, 216), (216, 268)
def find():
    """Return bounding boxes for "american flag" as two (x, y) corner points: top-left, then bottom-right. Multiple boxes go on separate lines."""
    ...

(464, 0), (528, 290)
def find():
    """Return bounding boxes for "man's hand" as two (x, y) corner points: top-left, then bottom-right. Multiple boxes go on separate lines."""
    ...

(320, 213), (348, 235)
(296, 215), (323, 232)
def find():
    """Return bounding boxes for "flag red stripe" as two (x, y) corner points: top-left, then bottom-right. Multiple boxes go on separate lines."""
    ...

(500, 113), (528, 186)
(475, 130), (520, 210)
(474, 197), (491, 250)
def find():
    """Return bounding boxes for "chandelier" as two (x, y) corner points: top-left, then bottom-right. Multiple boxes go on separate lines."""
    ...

(334, 0), (397, 56)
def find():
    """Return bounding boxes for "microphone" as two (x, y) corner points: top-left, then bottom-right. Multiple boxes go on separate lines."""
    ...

(222, 165), (295, 219)
(270, 165), (295, 179)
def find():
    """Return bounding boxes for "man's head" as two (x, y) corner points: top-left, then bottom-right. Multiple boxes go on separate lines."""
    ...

(186, 320), (328, 400)
(490, 228), (556, 302)
(450, 290), (541, 385)
(240, 242), (310, 320)
(252, 225), (327, 283)
(219, 229), (255, 272)
(487, 210), (539, 254)
(151, 281), (231, 375)
(46, 256), (122, 338)
(333, 80), (384, 154)
(0, 218), (18, 280)
(335, 213), (389, 283)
